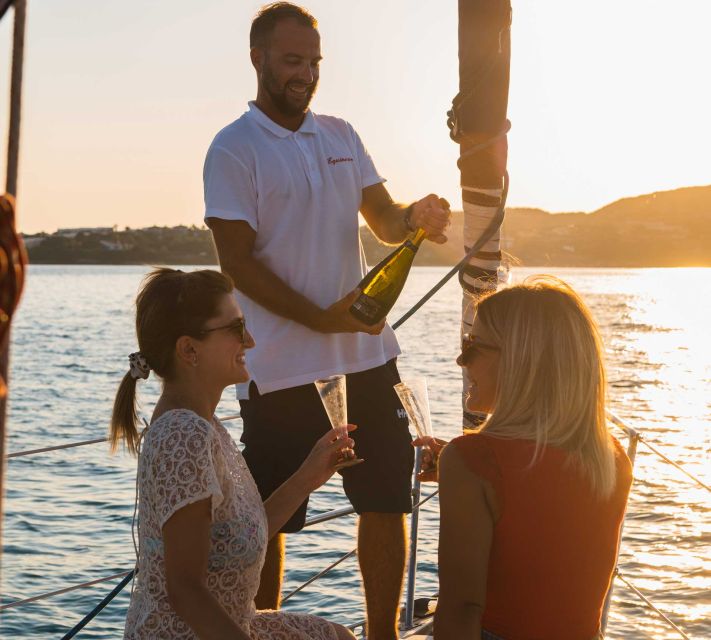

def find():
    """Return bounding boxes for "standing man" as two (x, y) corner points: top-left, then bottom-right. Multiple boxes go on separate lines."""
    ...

(204, 4), (450, 639)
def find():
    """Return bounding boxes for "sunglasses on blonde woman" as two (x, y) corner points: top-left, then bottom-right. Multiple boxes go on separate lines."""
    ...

(457, 332), (500, 366)
(199, 317), (248, 343)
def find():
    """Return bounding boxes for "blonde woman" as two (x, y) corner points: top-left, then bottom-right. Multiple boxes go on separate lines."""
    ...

(110, 268), (355, 640)
(419, 277), (632, 640)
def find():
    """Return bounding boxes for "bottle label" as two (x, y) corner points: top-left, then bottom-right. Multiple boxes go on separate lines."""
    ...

(351, 294), (385, 322)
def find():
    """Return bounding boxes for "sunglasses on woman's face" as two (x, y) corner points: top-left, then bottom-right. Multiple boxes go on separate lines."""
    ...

(199, 317), (248, 343)
(457, 332), (500, 366)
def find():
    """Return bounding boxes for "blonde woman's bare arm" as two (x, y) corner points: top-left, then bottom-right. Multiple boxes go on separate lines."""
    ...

(433, 444), (496, 640)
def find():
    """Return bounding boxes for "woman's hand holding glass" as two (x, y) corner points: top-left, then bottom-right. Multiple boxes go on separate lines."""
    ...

(394, 378), (441, 478)
(299, 424), (358, 490)
(411, 435), (448, 482)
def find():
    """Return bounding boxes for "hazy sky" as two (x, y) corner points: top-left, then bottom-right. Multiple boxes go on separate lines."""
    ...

(2, 0), (710, 233)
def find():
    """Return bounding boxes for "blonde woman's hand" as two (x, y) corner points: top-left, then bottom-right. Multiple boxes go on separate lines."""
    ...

(299, 424), (358, 491)
(411, 436), (448, 483)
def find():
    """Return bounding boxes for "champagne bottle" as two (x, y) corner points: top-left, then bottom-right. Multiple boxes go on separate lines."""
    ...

(349, 228), (426, 325)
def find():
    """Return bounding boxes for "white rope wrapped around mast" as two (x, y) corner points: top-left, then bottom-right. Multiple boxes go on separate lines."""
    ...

(460, 185), (504, 430)
(461, 186), (504, 290)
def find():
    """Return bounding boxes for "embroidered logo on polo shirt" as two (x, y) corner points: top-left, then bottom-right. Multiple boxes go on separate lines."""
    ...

(327, 156), (354, 166)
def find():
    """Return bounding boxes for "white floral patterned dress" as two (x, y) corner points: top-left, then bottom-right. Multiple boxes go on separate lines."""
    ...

(124, 409), (337, 640)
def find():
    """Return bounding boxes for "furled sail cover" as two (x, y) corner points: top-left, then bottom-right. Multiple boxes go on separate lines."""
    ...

(448, 0), (512, 429)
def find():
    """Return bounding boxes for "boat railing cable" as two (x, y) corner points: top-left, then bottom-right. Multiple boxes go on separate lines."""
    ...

(280, 549), (357, 605)
(0, 571), (133, 611)
(607, 410), (710, 493)
(5, 437), (109, 459)
(3, 414), (242, 459)
(613, 567), (692, 640)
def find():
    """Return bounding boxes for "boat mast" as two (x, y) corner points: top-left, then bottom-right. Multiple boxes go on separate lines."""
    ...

(449, 0), (512, 430)
(1, 0), (29, 578)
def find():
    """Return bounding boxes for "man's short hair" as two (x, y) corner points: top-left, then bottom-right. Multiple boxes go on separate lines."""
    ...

(250, 2), (318, 49)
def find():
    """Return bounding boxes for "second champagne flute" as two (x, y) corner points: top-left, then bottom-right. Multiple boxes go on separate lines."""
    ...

(394, 377), (438, 474)
(314, 374), (364, 470)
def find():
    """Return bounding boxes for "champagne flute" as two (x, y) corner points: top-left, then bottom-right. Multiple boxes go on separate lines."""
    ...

(394, 377), (438, 474)
(314, 374), (364, 470)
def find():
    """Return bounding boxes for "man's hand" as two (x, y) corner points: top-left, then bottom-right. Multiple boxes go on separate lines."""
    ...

(410, 194), (451, 244)
(312, 289), (386, 335)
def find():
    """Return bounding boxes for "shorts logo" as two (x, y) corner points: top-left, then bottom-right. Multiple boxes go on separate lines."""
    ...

(397, 408), (408, 420)
(327, 156), (354, 166)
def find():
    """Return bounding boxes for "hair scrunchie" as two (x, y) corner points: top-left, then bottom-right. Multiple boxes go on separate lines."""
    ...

(128, 352), (151, 380)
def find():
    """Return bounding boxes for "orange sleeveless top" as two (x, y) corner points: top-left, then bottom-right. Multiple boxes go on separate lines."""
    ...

(450, 433), (632, 640)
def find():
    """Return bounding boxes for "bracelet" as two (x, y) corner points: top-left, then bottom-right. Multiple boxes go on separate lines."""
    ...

(404, 203), (417, 232)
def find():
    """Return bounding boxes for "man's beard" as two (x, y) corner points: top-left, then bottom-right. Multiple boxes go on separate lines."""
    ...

(261, 63), (317, 117)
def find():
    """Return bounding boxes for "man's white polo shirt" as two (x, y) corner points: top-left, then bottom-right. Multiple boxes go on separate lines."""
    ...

(204, 102), (400, 397)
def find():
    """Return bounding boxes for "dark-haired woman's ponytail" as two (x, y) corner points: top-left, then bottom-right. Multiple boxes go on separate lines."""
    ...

(109, 371), (141, 455)
(107, 267), (234, 455)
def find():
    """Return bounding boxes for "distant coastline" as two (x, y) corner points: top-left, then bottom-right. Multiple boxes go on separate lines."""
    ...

(23, 225), (218, 266)
(22, 185), (711, 267)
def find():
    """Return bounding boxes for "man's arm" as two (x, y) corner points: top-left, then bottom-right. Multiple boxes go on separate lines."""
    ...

(360, 182), (451, 246)
(206, 218), (384, 335)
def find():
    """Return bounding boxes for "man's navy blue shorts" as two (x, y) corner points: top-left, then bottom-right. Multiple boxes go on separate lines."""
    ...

(239, 359), (414, 533)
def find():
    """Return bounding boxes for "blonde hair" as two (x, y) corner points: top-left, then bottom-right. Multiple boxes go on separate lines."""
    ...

(475, 276), (616, 498)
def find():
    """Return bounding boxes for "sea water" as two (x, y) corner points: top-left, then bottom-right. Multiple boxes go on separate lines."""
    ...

(1, 266), (709, 639)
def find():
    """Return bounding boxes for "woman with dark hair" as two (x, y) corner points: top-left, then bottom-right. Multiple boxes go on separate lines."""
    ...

(417, 276), (632, 640)
(111, 268), (354, 639)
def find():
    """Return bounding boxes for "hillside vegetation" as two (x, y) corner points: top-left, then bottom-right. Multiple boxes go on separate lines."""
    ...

(363, 185), (711, 267)
(25, 185), (711, 267)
